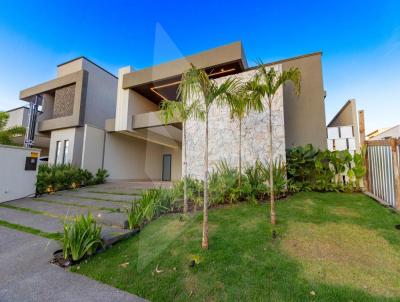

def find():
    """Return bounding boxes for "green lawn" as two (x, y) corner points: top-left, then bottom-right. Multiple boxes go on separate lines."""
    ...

(72, 192), (400, 301)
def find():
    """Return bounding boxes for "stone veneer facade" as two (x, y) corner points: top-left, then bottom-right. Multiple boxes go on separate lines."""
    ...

(53, 84), (76, 118)
(185, 66), (286, 179)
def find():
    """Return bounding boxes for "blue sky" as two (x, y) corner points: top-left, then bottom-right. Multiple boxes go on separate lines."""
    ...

(0, 0), (399, 132)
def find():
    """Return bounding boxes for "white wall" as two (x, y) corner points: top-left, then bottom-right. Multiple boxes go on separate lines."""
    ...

(370, 125), (400, 140)
(0, 145), (40, 202)
(81, 124), (105, 173)
(103, 132), (181, 181)
(48, 127), (83, 166)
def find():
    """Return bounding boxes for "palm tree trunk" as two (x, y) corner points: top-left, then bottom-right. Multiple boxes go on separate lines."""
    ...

(183, 121), (188, 213)
(238, 118), (242, 187)
(202, 114), (209, 249)
(268, 103), (276, 225)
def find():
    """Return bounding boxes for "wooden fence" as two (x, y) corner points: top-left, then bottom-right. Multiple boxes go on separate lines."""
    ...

(365, 138), (400, 209)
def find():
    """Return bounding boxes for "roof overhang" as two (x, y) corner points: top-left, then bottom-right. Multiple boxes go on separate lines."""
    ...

(122, 41), (247, 104)
(19, 70), (88, 132)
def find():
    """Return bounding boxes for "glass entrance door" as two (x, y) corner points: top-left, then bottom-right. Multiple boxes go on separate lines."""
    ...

(162, 154), (172, 181)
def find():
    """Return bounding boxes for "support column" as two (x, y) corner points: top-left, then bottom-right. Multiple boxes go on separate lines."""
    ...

(390, 138), (400, 210)
(358, 110), (365, 146)
(358, 110), (369, 191)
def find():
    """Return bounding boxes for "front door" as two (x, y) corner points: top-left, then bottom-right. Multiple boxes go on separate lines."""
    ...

(162, 154), (172, 181)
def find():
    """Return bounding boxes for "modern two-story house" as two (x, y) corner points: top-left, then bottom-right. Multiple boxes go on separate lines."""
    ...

(20, 41), (327, 181)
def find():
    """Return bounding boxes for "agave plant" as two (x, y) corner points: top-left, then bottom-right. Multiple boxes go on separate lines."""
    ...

(63, 213), (102, 261)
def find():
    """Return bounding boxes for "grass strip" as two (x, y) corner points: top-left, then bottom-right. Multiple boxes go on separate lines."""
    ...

(0, 219), (62, 240)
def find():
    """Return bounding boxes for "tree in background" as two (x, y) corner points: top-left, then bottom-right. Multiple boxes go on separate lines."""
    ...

(247, 65), (301, 225)
(0, 111), (26, 145)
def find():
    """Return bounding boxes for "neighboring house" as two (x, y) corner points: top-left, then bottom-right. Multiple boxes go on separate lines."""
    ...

(19, 41), (327, 180)
(5, 106), (50, 155)
(367, 125), (400, 141)
(327, 99), (360, 155)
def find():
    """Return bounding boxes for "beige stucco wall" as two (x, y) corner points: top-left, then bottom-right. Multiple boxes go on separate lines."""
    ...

(6, 107), (29, 128)
(57, 59), (84, 77)
(81, 124), (105, 173)
(185, 67), (286, 179)
(82, 60), (118, 130)
(282, 54), (327, 149)
(0, 145), (40, 202)
(103, 132), (181, 181)
(115, 66), (159, 131)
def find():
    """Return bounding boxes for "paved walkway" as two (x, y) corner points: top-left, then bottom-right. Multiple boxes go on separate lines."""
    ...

(0, 227), (145, 302)
(0, 182), (167, 301)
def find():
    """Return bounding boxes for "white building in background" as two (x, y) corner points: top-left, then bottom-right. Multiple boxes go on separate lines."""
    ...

(5, 106), (50, 155)
(367, 125), (400, 140)
(326, 99), (360, 155)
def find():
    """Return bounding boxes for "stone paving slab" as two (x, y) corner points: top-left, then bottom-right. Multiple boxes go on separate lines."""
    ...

(7, 198), (101, 218)
(57, 191), (139, 202)
(0, 206), (63, 233)
(5, 198), (128, 228)
(0, 227), (145, 302)
(0, 206), (127, 237)
(37, 194), (130, 210)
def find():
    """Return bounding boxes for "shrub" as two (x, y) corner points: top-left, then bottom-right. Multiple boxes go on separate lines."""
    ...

(95, 169), (109, 184)
(262, 160), (288, 198)
(63, 213), (102, 261)
(287, 145), (366, 192)
(209, 161), (241, 204)
(172, 177), (203, 208)
(36, 165), (108, 195)
(242, 160), (268, 202)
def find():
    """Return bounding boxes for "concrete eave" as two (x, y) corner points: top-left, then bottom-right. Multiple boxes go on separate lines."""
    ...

(122, 41), (247, 89)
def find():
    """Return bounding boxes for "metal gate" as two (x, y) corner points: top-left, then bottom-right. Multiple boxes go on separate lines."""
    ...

(366, 139), (400, 208)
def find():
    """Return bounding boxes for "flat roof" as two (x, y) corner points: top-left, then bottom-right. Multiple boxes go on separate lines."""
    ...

(6, 106), (29, 112)
(245, 51), (322, 71)
(57, 56), (118, 79)
(122, 41), (247, 89)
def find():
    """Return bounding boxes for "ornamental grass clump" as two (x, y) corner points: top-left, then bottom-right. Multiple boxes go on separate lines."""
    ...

(62, 213), (102, 261)
(126, 188), (176, 230)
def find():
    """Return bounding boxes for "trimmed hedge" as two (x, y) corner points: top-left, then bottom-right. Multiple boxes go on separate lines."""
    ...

(36, 164), (108, 195)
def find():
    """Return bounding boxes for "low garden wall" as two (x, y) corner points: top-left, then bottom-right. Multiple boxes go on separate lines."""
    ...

(0, 144), (40, 202)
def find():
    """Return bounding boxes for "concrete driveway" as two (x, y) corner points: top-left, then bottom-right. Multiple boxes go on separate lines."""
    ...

(0, 225), (146, 302)
(0, 181), (157, 301)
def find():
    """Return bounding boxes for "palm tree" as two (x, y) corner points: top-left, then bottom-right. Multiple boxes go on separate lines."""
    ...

(179, 65), (241, 249)
(248, 65), (301, 225)
(0, 112), (26, 145)
(226, 85), (264, 186)
(160, 98), (203, 214)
